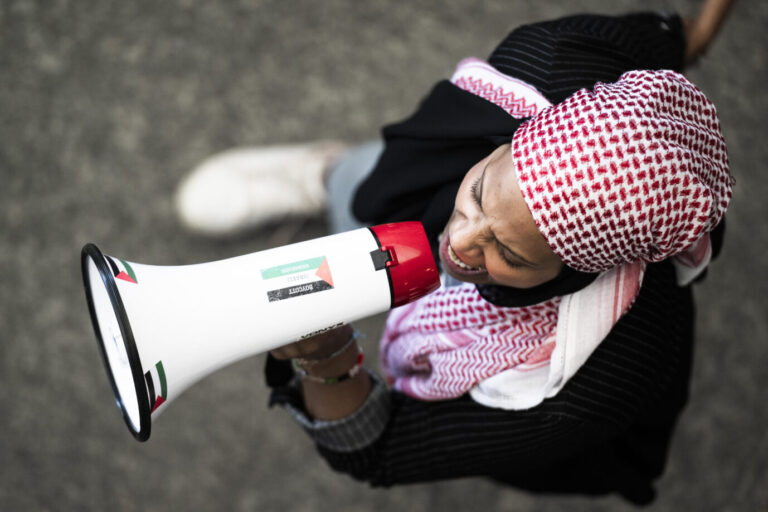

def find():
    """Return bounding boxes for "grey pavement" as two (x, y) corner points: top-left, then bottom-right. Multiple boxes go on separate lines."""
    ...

(1, 1), (766, 511)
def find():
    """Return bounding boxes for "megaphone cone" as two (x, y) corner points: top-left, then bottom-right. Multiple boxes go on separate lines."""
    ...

(82, 222), (439, 441)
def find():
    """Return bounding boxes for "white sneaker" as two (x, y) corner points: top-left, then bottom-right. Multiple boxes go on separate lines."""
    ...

(175, 141), (347, 236)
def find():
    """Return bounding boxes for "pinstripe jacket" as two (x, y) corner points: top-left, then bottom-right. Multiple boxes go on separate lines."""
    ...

(267, 12), (717, 505)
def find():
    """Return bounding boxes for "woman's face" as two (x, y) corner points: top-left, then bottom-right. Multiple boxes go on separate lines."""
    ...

(439, 144), (563, 288)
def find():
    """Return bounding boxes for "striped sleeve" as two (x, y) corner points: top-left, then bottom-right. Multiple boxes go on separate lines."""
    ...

(280, 371), (391, 452)
(488, 12), (686, 104)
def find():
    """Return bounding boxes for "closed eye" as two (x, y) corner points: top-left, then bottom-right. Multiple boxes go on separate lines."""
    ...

(470, 175), (483, 209)
(498, 245), (526, 268)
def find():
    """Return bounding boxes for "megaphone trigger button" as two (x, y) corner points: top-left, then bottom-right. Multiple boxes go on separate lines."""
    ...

(383, 246), (398, 267)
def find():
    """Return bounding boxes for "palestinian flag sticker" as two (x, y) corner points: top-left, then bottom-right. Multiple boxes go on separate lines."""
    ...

(145, 361), (167, 413)
(261, 256), (334, 302)
(106, 256), (138, 284)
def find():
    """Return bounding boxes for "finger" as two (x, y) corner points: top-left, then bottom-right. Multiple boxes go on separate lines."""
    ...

(270, 344), (300, 360)
(270, 339), (324, 360)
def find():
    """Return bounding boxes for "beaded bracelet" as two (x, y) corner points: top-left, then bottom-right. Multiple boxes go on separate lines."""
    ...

(293, 329), (364, 369)
(293, 348), (365, 385)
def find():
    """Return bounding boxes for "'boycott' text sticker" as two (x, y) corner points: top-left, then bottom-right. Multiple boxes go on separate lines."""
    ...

(261, 256), (334, 302)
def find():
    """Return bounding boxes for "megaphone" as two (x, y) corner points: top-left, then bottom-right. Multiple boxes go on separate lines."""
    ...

(82, 221), (439, 441)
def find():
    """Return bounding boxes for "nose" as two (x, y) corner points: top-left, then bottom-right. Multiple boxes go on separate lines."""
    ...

(449, 217), (486, 268)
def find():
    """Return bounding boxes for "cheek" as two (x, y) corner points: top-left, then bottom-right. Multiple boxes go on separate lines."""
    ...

(485, 257), (560, 289)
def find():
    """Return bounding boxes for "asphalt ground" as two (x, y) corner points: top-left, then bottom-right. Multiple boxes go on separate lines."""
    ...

(1, 1), (766, 511)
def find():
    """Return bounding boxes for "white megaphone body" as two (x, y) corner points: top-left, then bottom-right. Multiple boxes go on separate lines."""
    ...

(82, 221), (439, 441)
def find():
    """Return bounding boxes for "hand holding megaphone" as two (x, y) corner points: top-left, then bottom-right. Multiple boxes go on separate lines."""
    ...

(82, 222), (439, 441)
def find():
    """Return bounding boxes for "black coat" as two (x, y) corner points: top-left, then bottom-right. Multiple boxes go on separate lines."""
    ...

(268, 12), (719, 505)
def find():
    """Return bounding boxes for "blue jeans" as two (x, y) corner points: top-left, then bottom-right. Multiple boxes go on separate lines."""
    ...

(325, 140), (383, 234)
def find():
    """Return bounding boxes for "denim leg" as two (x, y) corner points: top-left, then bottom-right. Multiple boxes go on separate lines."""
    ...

(325, 140), (384, 234)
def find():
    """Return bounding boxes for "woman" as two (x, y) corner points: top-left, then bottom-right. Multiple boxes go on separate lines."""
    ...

(175, 2), (734, 505)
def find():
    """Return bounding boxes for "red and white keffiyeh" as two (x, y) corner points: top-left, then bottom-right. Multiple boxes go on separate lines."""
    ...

(512, 68), (730, 273)
(380, 60), (731, 409)
(451, 57), (552, 119)
(381, 261), (645, 408)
